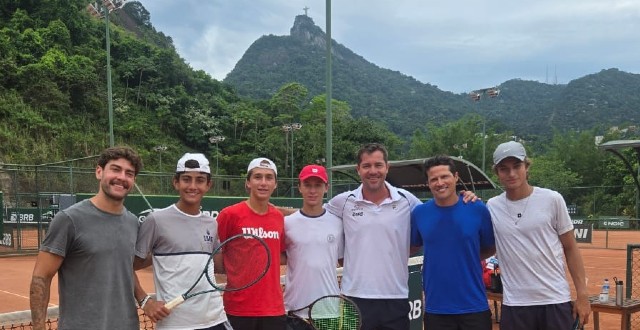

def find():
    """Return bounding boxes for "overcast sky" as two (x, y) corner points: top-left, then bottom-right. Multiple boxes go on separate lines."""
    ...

(135, 0), (640, 94)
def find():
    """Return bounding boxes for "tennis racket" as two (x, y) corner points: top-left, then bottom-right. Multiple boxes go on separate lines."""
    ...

(164, 233), (270, 310)
(288, 295), (362, 330)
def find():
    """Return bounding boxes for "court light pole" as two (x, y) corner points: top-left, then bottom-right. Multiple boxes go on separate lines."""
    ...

(153, 145), (167, 171)
(208, 136), (226, 175)
(282, 123), (302, 197)
(469, 87), (500, 173)
(290, 123), (302, 183)
(453, 143), (468, 159)
(87, 1), (127, 147)
(153, 145), (167, 192)
(325, 0), (333, 197)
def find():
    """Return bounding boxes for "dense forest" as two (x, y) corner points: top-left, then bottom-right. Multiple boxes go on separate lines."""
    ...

(1, 1), (640, 218)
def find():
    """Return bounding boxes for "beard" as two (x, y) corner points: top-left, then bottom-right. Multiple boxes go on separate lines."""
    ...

(100, 179), (131, 201)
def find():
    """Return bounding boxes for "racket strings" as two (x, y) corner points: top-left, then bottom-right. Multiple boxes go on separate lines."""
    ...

(204, 258), (217, 286)
(310, 296), (361, 330)
(220, 235), (270, 291)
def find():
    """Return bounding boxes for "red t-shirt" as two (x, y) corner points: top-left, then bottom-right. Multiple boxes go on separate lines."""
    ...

(481, 260), (492, 288)
(216, 201), (285, 316)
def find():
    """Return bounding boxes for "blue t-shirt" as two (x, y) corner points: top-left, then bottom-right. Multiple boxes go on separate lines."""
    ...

(410, 196), (495, 314)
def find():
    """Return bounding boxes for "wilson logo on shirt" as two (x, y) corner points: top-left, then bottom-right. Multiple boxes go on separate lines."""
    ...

(242, 227), (280, 239)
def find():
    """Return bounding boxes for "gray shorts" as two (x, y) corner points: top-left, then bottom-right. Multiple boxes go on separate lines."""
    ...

(500, 302), (574, 330)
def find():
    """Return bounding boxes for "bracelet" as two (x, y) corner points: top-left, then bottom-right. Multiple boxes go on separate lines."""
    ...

(138, 295), (152, 309)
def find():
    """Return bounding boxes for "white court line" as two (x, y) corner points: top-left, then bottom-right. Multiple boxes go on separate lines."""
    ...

(0, 289), (29, 300)
(0, 289), (58, 307)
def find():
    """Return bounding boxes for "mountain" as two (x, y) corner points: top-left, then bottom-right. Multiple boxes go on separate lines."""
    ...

(225, 15), (469, 137)
(225, 15), (640, 138)
(551, 69), (640, 130)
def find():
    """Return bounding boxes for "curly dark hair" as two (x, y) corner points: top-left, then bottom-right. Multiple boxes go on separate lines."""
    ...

(97, 146), (143, 175)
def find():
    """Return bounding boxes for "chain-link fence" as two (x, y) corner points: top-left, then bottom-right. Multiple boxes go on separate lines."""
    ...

(3, 162), (640, 251)
(0, 162), (356, 208)
(627, 244), (640, 329)
(0, 161), (363, 255)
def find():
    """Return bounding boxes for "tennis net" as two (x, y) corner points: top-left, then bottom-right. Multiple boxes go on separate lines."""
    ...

(0, 307), (154, 330)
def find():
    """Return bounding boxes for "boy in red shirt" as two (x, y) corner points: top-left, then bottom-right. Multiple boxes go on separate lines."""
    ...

(216, 157), (286, 330)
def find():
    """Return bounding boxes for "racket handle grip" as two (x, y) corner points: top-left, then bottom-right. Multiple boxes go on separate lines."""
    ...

(164, 296), (185, 310)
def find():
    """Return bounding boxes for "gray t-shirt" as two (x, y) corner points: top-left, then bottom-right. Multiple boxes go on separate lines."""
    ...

(41, 199), (139, 330)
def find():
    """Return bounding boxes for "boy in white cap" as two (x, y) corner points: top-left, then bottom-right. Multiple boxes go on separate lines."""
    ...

(486, 141), (590, 329)
(283, 165), (344, 330)
(134, 153), (232, 330)
(216, 157), (286, 330)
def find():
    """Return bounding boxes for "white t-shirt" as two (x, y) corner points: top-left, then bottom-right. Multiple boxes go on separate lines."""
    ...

(326, 182), (422, 299)
(487, 187), (574, 306)
(136, 205), (228, 330)
(283, 209), (344, 318)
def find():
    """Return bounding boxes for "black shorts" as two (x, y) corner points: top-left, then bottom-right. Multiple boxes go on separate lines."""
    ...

(500, 302), (573, 330)
(196, 321), (232, 330)
(424, 310), (492, 330)
(346, 296), (410, 330)
(286, 315), (314, 330)
(227, 314), (287, 330)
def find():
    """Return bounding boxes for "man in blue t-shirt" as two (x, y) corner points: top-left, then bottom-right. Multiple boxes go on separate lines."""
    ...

(410, 155), (496, 329)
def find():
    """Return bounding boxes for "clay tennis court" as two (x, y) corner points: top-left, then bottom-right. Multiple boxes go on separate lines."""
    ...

(1, 230), (639, 329)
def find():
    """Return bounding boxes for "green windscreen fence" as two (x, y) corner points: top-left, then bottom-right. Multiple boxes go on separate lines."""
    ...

(1, 194), (306, 253)
(0, 191), (3, 242)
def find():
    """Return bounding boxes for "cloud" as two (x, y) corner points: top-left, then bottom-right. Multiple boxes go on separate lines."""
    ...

(136, 0), (640, 93)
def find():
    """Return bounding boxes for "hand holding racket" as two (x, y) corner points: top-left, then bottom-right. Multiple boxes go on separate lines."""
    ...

(288, 295), (362, 330)
(164, 233), (270, 309)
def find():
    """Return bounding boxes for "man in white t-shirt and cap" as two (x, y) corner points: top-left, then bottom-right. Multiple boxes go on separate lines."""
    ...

(487, 141), (591, 329)
(283, 164), (344, 330)
(134, 153), (232, 330)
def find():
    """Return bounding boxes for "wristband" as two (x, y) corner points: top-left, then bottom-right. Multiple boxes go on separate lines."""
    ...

(139, 295), (152, 309)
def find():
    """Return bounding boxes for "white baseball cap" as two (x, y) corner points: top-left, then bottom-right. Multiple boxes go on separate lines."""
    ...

(176, 153), (210, 174)
(493, 141), (527, 165)
(247, 157), (277, 176)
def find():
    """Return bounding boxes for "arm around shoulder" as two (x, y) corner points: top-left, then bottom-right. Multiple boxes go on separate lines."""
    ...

(134, 255), (152, 270)
(325, 192), (351, 217)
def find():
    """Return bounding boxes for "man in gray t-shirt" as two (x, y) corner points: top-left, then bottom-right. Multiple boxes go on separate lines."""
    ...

(30, 146), (144, 330)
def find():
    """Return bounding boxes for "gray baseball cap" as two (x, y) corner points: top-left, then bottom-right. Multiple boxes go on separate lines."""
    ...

(493, 141), (526, 165)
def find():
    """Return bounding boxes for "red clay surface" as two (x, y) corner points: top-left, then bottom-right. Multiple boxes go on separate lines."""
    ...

(1, 229), (639, 329)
